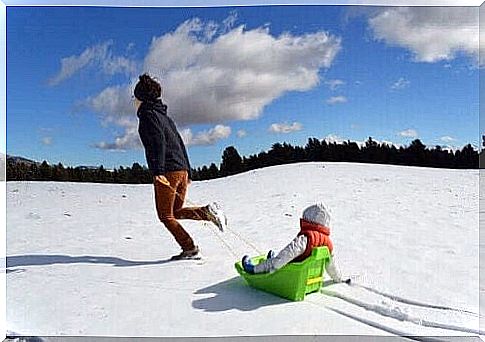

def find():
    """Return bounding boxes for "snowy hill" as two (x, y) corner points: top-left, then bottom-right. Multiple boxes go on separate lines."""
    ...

(6, 155), (38, 166)
(5, 162), (480, 338)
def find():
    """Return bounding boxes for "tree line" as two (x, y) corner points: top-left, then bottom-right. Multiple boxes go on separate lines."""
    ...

(7, 137), (480, 183)
(6, 161), (153, 184)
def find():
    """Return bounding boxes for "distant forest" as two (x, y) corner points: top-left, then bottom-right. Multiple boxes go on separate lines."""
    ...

(6, 137), (481, 184)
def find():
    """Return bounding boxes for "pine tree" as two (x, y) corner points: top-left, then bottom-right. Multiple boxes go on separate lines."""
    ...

(39, 161), (51, 181)
(208, 163), (219, 179)
(130, 163), (144, 183)
(220, 146), (243, 176)
(407, 139), (426, 166)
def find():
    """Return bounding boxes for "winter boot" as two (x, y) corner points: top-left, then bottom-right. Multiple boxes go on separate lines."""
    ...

(242, 255), (255, 274)
(171, 245), (200, 260)
(205, 202), (227, 232)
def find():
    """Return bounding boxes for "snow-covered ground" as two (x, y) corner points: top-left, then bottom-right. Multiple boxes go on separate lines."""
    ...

(5, 162), (481, 338)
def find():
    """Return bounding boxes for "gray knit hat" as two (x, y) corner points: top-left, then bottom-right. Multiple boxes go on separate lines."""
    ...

(302, 203), (331, 228)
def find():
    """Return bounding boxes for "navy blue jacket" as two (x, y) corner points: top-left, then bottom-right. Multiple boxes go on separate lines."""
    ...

(137, 100), (192, 179)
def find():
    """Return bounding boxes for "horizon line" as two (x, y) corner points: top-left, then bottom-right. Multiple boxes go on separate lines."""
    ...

(5, 136), (479, 169)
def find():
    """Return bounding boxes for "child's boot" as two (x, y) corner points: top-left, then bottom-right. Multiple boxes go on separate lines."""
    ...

(242, 255), (255, 274)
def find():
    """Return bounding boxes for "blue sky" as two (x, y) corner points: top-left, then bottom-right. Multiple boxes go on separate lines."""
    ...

(6, 5), (480, 169)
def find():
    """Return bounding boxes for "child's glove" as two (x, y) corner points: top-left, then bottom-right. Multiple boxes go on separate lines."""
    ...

(267, 250), (275, 259)
(242, 255), (255, 274)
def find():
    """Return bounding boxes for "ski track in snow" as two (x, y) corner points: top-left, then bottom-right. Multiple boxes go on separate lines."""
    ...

(310, 305), (452, 342)
(350, 284), (478, 316)
(6, 162), (480, 337)
(320, 286), (481, 335)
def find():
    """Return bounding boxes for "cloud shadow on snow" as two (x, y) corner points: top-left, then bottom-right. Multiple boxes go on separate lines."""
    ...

(192, 276), (288, 312)
(6, 254), (179, 269)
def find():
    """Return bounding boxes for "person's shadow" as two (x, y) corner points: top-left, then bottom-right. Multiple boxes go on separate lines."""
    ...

(6, 254), (176, 270)
(192, 276), (288, 312)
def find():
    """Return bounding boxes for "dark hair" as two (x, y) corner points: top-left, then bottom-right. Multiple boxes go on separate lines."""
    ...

(134, 73), (162, 102)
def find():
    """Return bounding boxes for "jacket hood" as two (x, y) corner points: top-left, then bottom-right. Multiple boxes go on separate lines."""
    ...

(137, 99), (167, 118)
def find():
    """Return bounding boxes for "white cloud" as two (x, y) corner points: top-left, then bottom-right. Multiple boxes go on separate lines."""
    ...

(323, 134), (400, 148)
(127, 42), (135, 52)
(326, 96), (347, 105)
(84, 84), (135, 125)
(142, 18), (341, 126)
(87, 86), (232, 150)
(398, 129), (418, 138)
(83, 84), (141, 150)
(222, 11), (238, 32)
(269, 122), (303, 134)
(325, 79), (345, 90)
(39, 127), (54, 133)
(41, 137), (53, 146)
(379, 140), (398, 147)
(441, 143), (478, 152)
(85, 16), (341, 150)
(237, 129), (247, 138)
(103, 56), (137, 76)
(391, 77), (410, 90)
(49, 41), (137, 86)
(324, 134), (346, 144)
(440, 136), (456, 143)
(180, 125), (231, 146)
(94, 122), (141, 151)
(367, 7), (480, 66)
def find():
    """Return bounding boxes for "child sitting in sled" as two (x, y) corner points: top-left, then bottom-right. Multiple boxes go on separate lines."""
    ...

(241, 203), (350, 284)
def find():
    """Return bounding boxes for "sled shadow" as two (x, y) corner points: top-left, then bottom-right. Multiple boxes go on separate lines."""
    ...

(192, 276), (288, 312)
(6, 254), (177, 270)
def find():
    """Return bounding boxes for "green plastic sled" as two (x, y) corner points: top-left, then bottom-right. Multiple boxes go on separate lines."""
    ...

(234, 246), (331, 301)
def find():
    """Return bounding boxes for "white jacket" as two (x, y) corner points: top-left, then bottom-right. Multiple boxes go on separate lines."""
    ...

(253, 235), (343, 282)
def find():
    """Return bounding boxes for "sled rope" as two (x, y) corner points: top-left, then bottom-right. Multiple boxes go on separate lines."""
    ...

(225, 226), (263, 255)
(206, 222), (239, 259)
(180, 189), (263, 254)
(181, 192), (261, 254)
(158, 179), (262, 256)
